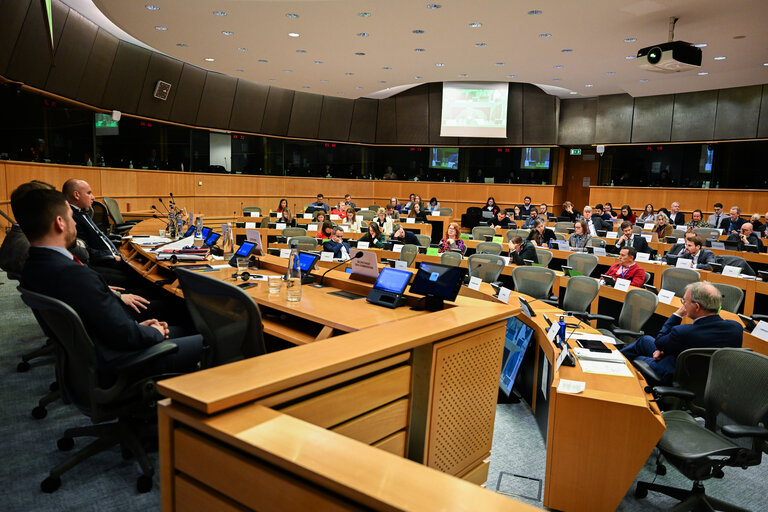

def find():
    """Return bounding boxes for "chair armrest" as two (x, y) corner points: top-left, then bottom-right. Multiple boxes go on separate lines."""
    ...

(633, 359), (663, 386)
(584, 313), (616, 323)
(652, 386), (696, 401)
(722, 425), (768, 439)
(612, 328), (644, 338)
(112, 341), (179, 373)
(541, 298), (559, 307)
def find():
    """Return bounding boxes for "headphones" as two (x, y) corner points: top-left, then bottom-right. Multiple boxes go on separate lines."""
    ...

(231, 271), (254, 281)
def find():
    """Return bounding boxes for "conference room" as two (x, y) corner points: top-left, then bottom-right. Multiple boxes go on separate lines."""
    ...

(2, 1), (768, 511)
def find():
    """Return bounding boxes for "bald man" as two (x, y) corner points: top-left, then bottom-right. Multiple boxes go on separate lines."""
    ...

(730, 222), (764, 252)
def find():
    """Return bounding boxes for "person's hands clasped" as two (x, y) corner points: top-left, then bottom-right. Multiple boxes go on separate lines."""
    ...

(140, 319), (169, 338)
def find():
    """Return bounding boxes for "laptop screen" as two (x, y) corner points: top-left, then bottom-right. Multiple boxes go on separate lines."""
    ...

(374, 267), (411, 294)
(235, 241), (256, 257)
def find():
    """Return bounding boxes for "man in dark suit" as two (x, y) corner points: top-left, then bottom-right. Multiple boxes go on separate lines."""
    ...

(519, 196), (534, 218)
(614, 221), (651, 254)
(621, 282), (742, 384)
(15, 187), (201, 377)
(581, 206), (609, 236)
(676, 235), (716, 270)
(667, 202), (685, 226)
(719, 206), (746, 235)
(663, 232), (696, 265)
(390, 225), (421, 246)
(729, 222), (764, 252)
(508, 235), (537, 265)
(322, 227), (352, 259)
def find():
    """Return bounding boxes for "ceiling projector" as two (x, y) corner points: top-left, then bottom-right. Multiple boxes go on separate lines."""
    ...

(637, 41), (702, 72)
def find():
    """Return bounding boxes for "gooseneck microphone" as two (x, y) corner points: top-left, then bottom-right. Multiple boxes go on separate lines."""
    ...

(158, 197), (169, 211)
(313, 250), (363, 288)
(152, 214), (171, 228)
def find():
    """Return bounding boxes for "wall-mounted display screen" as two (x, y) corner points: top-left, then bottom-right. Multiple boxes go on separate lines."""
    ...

(430, 147), (459, 169)
(440, 82), (508, 138)
(94, 113), (119, 136)
(520, 147), (550, 170)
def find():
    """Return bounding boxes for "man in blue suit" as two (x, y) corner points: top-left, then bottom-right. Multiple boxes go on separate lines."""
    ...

(676, 235), (717, 270)
(621, 282), (742, 383)
(322, 226), (351, 260)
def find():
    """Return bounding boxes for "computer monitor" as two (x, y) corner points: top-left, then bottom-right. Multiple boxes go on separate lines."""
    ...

(499, 317), (534, 397)
(367, 267), (412, 308)
(409, 262), (466, 311)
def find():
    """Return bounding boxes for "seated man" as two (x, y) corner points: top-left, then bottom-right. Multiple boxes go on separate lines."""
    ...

(310, 193), (330, 212)
(391, 225), (421, 246)
(667, 201), (685, 226)
(508, 235), (537, 265)
(322, 227), (351, 260)
(614, 221), (651, 254)
(1, 180), (55, 276)
(706, 202), (724, 228)
(603, 247), (646, 287)
(519, 196), (534, 218)
(581, 206), (609, 236)
(663, 231), (697, 265)
(521, 209), (539, 229)
(342, 194), (356, 209)
(719, 206), (745, 235)
(15, 187), (202, 378)
(621, 282), (742, 384)
(677, 235), (716, 270)
(490, 210), (516, 229)
(728, 223), (764, 252)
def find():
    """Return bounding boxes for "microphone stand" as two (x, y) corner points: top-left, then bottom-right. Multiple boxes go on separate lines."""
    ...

(312, 251), (362, 288)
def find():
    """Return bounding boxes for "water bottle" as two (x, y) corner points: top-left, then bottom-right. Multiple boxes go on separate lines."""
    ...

(176, 216), (184, 239)
(558, 316), (567, 347)
(194, 215), (204, 247)
(222, 222), (235, 258)
(168, 206), (177, 239)
(285, 240), (302, 302)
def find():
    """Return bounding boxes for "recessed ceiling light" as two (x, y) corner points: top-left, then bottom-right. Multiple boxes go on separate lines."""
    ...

(714, 56), (726, 60)
(303, 86), (310, 89)
(553, 65), (563, 69)
(235, 69), (244, 73)
(155, 26), (167, 31)
(355, 86), (363, 89)
(427, 4), (441, 9)
(145, 5), (160, 11)
(354, 52), (366, 56)
(552, 78), (561, 81)
(698, 71), (709, 75)
(495, 62), (504, 66)
(382, 66), (391, 70)
(320, 79), (328, 82)
(358, 12), (370, 17)
(222, 31), (234, 36)
(694, 43), (708, 48)
(475, 43), (487, 47)
(357, 32), (369, 37)
(569, 91), (578, 95)
(585, 84), (593, 87)
(379, 80), (387, 83)
(606, 71), (616, 75)
(624, 37), (637, 43)
(435, 63), (445, 67)
(527, 10), (542, 15)
(338, 92), (345, 95)
(285, 13), (299, 19)
(268, 79), (276, 82)
(561, 48), (573, 53)
(283, 69), (292, 72)
(204, 58), (215, 62)
(469, 22), (482, 28)
(238, 47), (247, 52)
(414, 75), (423, 79)
(414, 48), (425, 52)
(213, 11), (226, 16)
(539, 33), (551, 38)
(176, 43), (188, 47)
(258, 59), (268, 63)
(626, 55), (636, 59)
(345, 72), (354, 76)
(458, 73), (468, 77)
(313, 60), (323, 64)
(412, 29), (424, 34)
(639, 79), (649, 82)
(733, 35), (746, 39)
(288, 33), (300, 38)
(507, 74), (517, 78)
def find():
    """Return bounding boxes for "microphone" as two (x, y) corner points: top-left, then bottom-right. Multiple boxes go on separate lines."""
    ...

(240, 201), (244, 216)
(313, 250), (363, 288)
(151, 204), (165, 215)
(158, 197), (169, 212)
(169, 192), (175, 206)
(152, 214), (171, 228)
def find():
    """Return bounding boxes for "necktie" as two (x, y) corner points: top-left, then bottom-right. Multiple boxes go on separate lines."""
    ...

(83, 211), (119, 256)
(72, 255), (83, 265)
(628, 237), (633, 248)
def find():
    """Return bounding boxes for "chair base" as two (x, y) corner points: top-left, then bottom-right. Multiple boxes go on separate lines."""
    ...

(635, 480), (750, 512)
(18, 339), (55, 371)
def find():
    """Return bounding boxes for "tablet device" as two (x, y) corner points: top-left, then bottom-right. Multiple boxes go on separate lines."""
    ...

(229, 241), (258, 267)
(201, 226), (211, 240)
(601, 274), (616, 287)
(366, 267), (411, 308)
(204, 231), (220, 246)
(183, 225), (195, 237)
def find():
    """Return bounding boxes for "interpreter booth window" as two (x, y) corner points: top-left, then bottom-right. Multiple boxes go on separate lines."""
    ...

(598, 144), (717, 188)
(462, 147), (555, 184)
(95, 116), (191, 172)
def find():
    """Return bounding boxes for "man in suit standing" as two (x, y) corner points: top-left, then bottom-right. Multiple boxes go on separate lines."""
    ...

(614, 221), (651, 254)
(15, 187), (202, 377)
(621, 282), (742, 384)
(667, 202), (685, 226)
(707, 203), (724, 229)
(676, 236), (717, 270)
(581, 206), (608, 236)
(720, 206), (746, 236)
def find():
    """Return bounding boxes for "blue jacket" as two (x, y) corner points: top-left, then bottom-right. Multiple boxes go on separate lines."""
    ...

(323, 239), (351, 259)
(655, 313), (742, 358)
(677, 247), (717, 270)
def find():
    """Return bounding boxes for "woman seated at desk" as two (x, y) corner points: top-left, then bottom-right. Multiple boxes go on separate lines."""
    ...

(276, 198), (288, 215)
(559, 201), (578, 222)
(508, 235), (538, 265)
(490, 210), (516, 229)
(568, 220), (592, 250)
(343, 208), (362, 232)
(426, 197), (440, 212)
(618, 204), (637, 225)
(316, 221), (334, 240)
(408, 203), (429, 222)
(638, 203), (656, 224)
(330, 202), (348, 220)
(438, 222), (466, 254)
(314, 211), (328, 225)
(482, 197), (501, 217)
(279, 207), (296, 227)
(359, 223), (386, 248)
(685, 209), (712, 230)
(373, 208), (394, 236)
(653, 212), (674, 239)
(512, 205), (523, 220)
(527, 218), (557, 247)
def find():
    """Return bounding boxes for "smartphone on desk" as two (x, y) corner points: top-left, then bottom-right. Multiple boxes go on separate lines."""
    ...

(237, 282), (258, 289)
(577, 339), (612, 353)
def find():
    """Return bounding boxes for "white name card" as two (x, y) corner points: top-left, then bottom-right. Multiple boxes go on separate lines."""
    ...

(614, 278), (631, 292)
(468, 276), (482, 290)
(711, 241), (725, 250)
(393, 244), (404, 253)
(320, 251), (334, 262)
(752, 321), (768, 342)
(279, 249), (291, 258)
(303, 213), (313, 219)
(546, 321), (560, 343)
(357, 241), (370, 249)
(432, 211), (441, 217)
(643, 223), (655, 230)
(394, 260), (408, 270)
(658, 289), (675, 304)
(359, 207), (368, 211)
(606, 231), (618, 239)
(555, 241), (570, 251)
(641, 234), (652, 242)
(676, 257), (693, 269)
(276, 222), (287, 230)
(722, 265), (742, 277)
(501, 256), (510, 266)
(308, 224), (318, 231)
(245, 222), (257, 229)
(341, 225), (350, 232)
(497, 287), (512, 304)
(249, 212), (260, 217)
(593, 247), (606, 256)
(405, 217), (416, 224)
(677, 238), (685, 244)
(330, 214), (341, 220)
(636, 252), (650, 262)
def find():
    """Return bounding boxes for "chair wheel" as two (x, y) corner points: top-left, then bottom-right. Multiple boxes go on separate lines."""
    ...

(17, 361), (30, 372)
(49, 381), (59, 392)
(655, 463), (667, 476)
(41, 476), (61, 493)
(137, 475), (153, 493)
(634, 485), (648, 499)
(32, 406), (47, 419)
(712, 468), (724, 478)
(57, 437), (74, 451)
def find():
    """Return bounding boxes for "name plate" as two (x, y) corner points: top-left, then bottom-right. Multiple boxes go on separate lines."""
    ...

(249, 212), (261, 217)
(493, 236), (504, 243)
(276, 222), (287, 230)
(359, 207), (368, 211)
(341, 225), (350, 232)
(606, 231), (618, 239)
(555, 240), (570, 251)
(641, 234), (652, 242)
(677, 238), (685, 244)
(497, 287), (512, 304)
(320, 251), (334, 261)
(308, 224), (318, 231)
(501, 256), (510, 266)
(303, 213), (313, 219)
(394, 260), (408, 270)
(722, 265), (742, 277)
(330, 214), (341, 220)
(357, 241), (370, 249)
(636, 252), (650, 262)
(468, 276), (482, 290)
(426, 247), (439, 256)
(676, 258), (693, 269)
(405, 217), (416, 224)
(593, 247), (606, 256)
(752, 321), (768, 342)
(546, 321), (560, 343)
(643, 223), (655, 230)
(245, 222), (257, 229)
(614, 278), (631, 292)
(279, 248), (291, 258)
(432, 211), (441, 217)
(393, 244), (404, 253)
(711, 241), (725, 250)
(658, 289), (675, 304)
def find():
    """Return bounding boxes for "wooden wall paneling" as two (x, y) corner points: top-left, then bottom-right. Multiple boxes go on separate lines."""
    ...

(168, 64), (207, 126)
(705, 190), (768, 215)
(631, 95), (673, 143)
(558, 98), (597, 145)
(349, 98), (378, 143)
(3, 163), (101, 197)
(395, 86), (429, 145)
(75, 28), (119, 107)
(195, 73), (238, 129)
(45, 9), (98, 99)
(287, 91), (323, 139)
(503, 83), (524, 145)
(136, 53), (184, 121)
(671, 90), (717, 141)
(595, 94), (634, 144)
(586, 186), (768, 215)
(714, 85), (762, 140)
(0, 162), (8, 211)
(427, 83), (458, 145)
(758, 85), (768, 139)
(522, 84), (557, 145)
(317, 96), (354, 142)
(228, 80), (269, 133)
(375, 98), (397, 144)
(0, 0), (32, 76)
(257, 176), (288, 204)
(100, 42), (152, 114)
(261, 87), (295, 136)
(100, 169), (138, 198)
(5, 0), (67, 89)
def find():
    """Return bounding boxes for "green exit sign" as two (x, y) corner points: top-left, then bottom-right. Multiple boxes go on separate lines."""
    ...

(570, 148), (582, 155)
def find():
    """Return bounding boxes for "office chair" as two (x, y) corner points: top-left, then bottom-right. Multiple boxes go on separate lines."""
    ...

(175, 268), (266, 368)
(18, 287), (179, 493)
(467, 254), (505, 284)
(475, 241), (502, 255)
(589, 238), (606, 248)
(102, 197), (139, 234)
(282, 227), (307, 238)
(661, 267), (700, 298)
(560, 276), (599, 317)
(288, 236), (319, 252)
(416, 234), (431, 247)
(512, 266), (556, 305)
(711, 282), (744, 314)
(554, 232), (566, 241)
(243, 206), (262, 216)
(259, 217), (270, 228)
(716, 255), (756, 276)
(399, 244), (419, 267)
(631, 225), (642, 235)
(535, 249), (554, 267)
(634, 348), (768, 511)
(694, 227), (720, 239)
(554, 222), (573, 233)
(438, 207), (453, 217)
(90, 201), (114, 234)
(567, 252), (599, 277)
(361, 210), (376, 221)
(589, 288), (658, 345)
(472, 226), (496, 240)
(440, 251), (462, 267)
(505, 229), (531, 241)
(368, 204), (382, 212)
(671, 228), (686, 238)
(461, 206), (483, 229)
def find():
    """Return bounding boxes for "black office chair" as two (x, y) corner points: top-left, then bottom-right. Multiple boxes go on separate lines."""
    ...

(18, 287), (179, 493)
(634, 348), (768, 510)
(101, 197), (138, 234)
(560, 276), (599, 317)
(588, 288), (659, 345)
(175, 268), (266, 368)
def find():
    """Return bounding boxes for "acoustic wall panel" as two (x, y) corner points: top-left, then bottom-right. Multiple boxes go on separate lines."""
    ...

(45, 9), (98, 99)
(0, 0), (32, 76)
(714, 85), (761, 140)
(558, 98), (597, 145)
(595, 94), (633, 143)
(195, 73), (237, 129)
(261, 86), (294, 136)
(631, 95), (673, 143)
(522, 84), (557, 145)
(376, 98), (397, 144)
(101, 42), (152, 113)
(168, 64), (207, 125)
(349, 98), (378, 143)
(76, 28), (119, 107)
(428, 83), (458, 145)
(503, 83), (524, 145)
(671, 90), (717, 141)
(229, 80), (269, 133)
(136, 52), (184, 120)
(287, 91), (323, 139)
(317, 96), (354, 141)
(395, 85), (429, 145)
(758, 85), (768, 139)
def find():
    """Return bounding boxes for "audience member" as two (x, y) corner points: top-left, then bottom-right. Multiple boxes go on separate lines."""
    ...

(314, 211), (327, 225)
(757, 212), (768, 233)
(323, 227), (351, 260)
(664, 232), (697, 264)
(385, 204), (400, 220)
(342, 194), (356, 209)
(603, 247), (646, 287)
(559, 201), (578, 222)
(491, 210), (516, 229)
(618, 205), (636, 224)
(512, 205), (523, 220)
(620, 282), (742, 384)
(279, 207), (296, 227)
(403, 193), (417, 212)
(685, 209), (711, 230)
(637, 204), (656, 224)
(603, 202), (618, 219)
(483, 197), (501, 216)
(276, 198), (288, 213)
(316, 220), (334, 240)
(729, 223), (764, 252)
(391, 225), (421, 246)
(527, 218), (556, 247)
(568, 220), (592, 250)
(594, 203), (611, 221)
(707, 202), (724, 228)
(388, 197), (403, 212)
(408, 202), (428, 222)
(520, 196), (533, 217)
(344, 208), (362, 232)
(508, 235), (537, 265)
(667, 201), (685, 226)
(615, 221), (650, 254)
(359, 223), (386, 248)
(539, 203), (553, 220)
(311, 193), (330, 212)
(0, 181), (55, 275)
(749, 213), (763, 233)
(521, 209), (539, 229)
(374, 207), (394, 235)
(581, 206), (609, 236)
(653, 212), (674, 239)
(426, 197), (441, 212)
(438, 222), (465, 254)
(719, 206), (745, 235)
(676, 235), (716, 270)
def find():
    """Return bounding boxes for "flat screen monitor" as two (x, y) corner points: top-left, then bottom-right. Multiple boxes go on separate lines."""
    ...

(298, 251), (319, 273)
(409, 262), (466, 304)
(430, 147), (459, 170)
(499, 317), (534, 397)
(94, 113), (119, 136)
(373, 267), (411, 294)
(520, 147), (551, 170)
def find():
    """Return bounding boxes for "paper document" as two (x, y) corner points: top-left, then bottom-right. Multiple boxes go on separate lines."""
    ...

(557, 379), (586, 394)
(152, 236), (194, 252)
(578, 359), (634, 377)
(573, 347), (625, 363)
(135, 236), (172, 246)
(571, 332), (616, 345)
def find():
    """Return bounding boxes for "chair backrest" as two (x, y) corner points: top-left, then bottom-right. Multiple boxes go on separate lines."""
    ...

(282, 227), (307, 237)
(535, 249), (553, 267)
(661, 267), (700, 297)
(553, 222), (573, 233)
(288, 236), (319, 252)
(472, 226), (496, 240)
(361, 210), (376, 221)
(567, 252), (599, 277)
(631, 225), (642, 235)
(465, 207), (482, 216)
(90, 201), (112, 234)
(438, 207), (453, 217)
(260, 217), (270, 228)
(475, 241), (502, 255)
(505, 229), (530, 241)
(711, 282), (744, 313)
(554, 232), (566, 241)
(416, 234), (431, 247)
(368, 204), (381, 212)
(175, 268), (266, 369)
(399, 244), (419, 266)
(617, 288), (658, 333)
(589, 238), (606, 248)
(671, 228), (686, 238)
(467, 254), (505, 283)
(694, 227), (719, 239)
(243, 206), (262, 216)
(561, 276), (599, 313)
(512, 266), (556, 300)
(102, 197), (125, 225)
(716, 255), (756, 276)
(440, 251), (462, 267)
(674, 348), (719, 416)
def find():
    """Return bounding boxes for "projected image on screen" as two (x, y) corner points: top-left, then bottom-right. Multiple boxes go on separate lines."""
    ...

(440, 82), (509, 138)
(430, 148), (459, 170)
(520, 147), (550, 170)
(95, 113), (119, 136)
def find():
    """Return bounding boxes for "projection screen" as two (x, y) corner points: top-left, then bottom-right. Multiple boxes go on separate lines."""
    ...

(440, 82), (509, 138)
